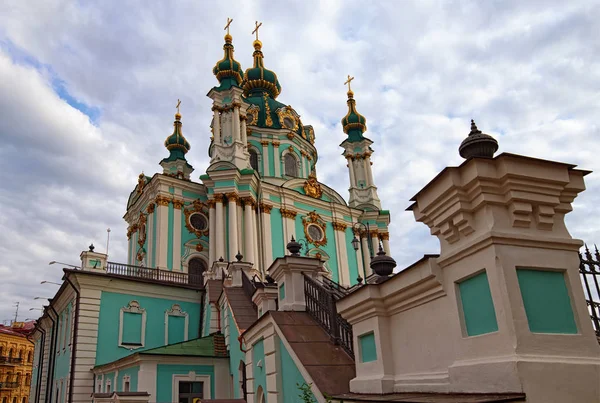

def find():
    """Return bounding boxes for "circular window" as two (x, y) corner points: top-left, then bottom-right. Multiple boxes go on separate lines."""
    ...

(246, 113), (255, 124)
(189, 213), (208, 231)
(283, 117), (295, 129)
(307, 224), (324, 242)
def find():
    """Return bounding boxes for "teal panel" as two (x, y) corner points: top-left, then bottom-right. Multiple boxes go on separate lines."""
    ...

(269, 195), (281, 203)
(345, 228), (360, 285)
(279, 339), (315, 403)
(53, 302), (72, 381)
(458, 271), (498, 336)
(271, 208), (285, 260)
(223, 95), (232, 103)
(215, 180), (237, 188)
(167, 203), (174, 270)
(227, 306), (246, 399)
(168, 316), (186, 344)
(181, 210), (196, 253)
(156, 364), (215, 401)
(279, 283), (285, 300)
(268, 143), (275, 176)
(96, 292), (201, 365)
(517, 269), (577, 334)
(359, 332), (377, 363)
(252, 339), (267, 402)
(169, 186), (175, 194)
(182, 190), (201, 199)
(293, 202), (332, 216)
(104, 371), (115, 391)
(122, 312), (142, 344)
(202, 295), (211, 337)
(323, 221), (339, 283)
(343, 215), (352, 222)
(151, 211), (157, 267)
(118, 366), (139, 392)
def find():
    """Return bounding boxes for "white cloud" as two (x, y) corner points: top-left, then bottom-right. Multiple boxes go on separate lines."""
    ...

(0, 0), (599, 321)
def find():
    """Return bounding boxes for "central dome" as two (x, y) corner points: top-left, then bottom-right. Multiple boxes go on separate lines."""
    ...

(242, 40), (281, 99)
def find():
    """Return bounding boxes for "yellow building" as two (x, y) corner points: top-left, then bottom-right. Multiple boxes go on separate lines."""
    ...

(0, 322), (35, 403)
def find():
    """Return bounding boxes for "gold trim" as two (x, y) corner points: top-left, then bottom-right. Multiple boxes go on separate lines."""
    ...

(213, 194), (225, 203)
(302, 211), (327, 247)
(156, 195), (171, 207)
(263, 93), (273, 126)
(379, 232), (390, 241)
(137, 213), (147, 248)
(332, 222), (347, 232)
(276, 106), (299, 131)
(184, 199), (209, 238)
(172, 199), (184, 210)
(287, 132), (295, 140)
(280, 208), (297, 219)
(259, 202), (273, 214)
(226, 192), (239, 203)
(146, 203), (156, 214)
(303, 171), (323, 199)
(246, 105), (259, 125)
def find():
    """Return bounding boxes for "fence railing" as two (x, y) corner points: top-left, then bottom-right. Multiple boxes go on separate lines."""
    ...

(322, 276), (350, 300)
(304, 274), (354, 358)
(580, 245), (600, 339)
(105, 262), (204, 287)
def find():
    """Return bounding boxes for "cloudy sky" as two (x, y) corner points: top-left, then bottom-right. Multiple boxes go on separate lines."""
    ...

(1, 0), (599, 322)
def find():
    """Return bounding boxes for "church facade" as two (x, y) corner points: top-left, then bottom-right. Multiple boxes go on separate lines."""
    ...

(28, 22), (600, 403)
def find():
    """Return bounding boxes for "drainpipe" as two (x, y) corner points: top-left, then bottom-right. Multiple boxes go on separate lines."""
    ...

(64, 275), (80, 403)
(237, 335), (247, 353)
(46, 306), (59, 403)
(31, 325), (45, 403)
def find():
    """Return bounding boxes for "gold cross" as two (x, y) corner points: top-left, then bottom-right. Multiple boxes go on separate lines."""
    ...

(176, 99), (181, 114)
(224, 17), (233, 35)
(344, 75), (355, 92)
(252, 20), (262, 41)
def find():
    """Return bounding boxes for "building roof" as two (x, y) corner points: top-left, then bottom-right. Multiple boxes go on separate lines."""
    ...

(330, 392), (526, 402)
(0, 321), (36, 337)
(223, 287), (257, 332)
(270, 311), (355, 396)
(140, 333), (228, 358)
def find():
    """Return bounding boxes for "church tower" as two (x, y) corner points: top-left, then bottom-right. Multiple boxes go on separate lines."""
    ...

(340, 77), (382, 211)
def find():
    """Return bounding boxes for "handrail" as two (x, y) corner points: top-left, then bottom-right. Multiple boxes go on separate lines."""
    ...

(241, 271), (256, 300)
(105, 262), (203, 287)
(580, 245), (600, 339)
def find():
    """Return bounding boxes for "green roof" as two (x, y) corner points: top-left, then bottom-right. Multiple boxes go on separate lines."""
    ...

(213, 34), (244, 89)
(141, 334), (227, 357)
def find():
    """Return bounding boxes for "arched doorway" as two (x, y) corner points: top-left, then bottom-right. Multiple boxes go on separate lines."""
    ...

(256, 386), (265, 403)
(238, 361), (247, 400)
(188, 258), (206, 285)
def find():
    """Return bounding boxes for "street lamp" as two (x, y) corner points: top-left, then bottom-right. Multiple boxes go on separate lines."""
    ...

(33, 297), (50, 301)
(351, 221), (375, 284)
(40, 281), (61, 286)
(48, 261), (80, 269)
(28, 308), (43, 311)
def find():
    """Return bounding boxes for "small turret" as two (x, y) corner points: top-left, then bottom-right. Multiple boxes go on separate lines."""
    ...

(212, 18), (244, 90)
(160, 101), (193, 180)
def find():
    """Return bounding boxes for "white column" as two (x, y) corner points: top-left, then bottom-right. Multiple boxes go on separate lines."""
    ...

(215, 195), (225, 260)
(281, 209), (297, 246)
(348, 156), (356, 187)
(261, 141), (269, 175)
(244, 199), (255, 265)
(260, 203), (274, 270)
(209, 201), (216, 265)
(172, 200), (182, 271)
(361, 235), (371, 276)
(273, 142), (280, 177)
(156, 197), (170, 270)
(228, 193), (239, 261)
(237, 203), (243, 256)
(366, 156), (375, 186)
(213, 109), (221, 143)
(333, 224), (350, 287)
(146, 209), (154, 267)
(382, 234), (391, 256)
(264, 331), (279, 403)
(252, 205), (260, 274)
(241, 118), (248, 145)
(233, 105), (241, 142)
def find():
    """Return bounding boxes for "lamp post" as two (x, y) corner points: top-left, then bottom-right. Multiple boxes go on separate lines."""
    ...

(351, 222), (374, 284)
(40, 281), (61, 286)
(48, 261), (80, 269)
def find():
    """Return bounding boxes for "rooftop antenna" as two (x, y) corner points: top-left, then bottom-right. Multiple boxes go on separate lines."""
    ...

(106, 228), (111, 256)
(13, 302), (19, 324)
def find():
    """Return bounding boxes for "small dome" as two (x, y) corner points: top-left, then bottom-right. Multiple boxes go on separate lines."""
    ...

(213, 34), (244, 88)
(242, 40), (282, 99)
(341, 90), (367, 142)
(459, 120), (499, 159)
(164, 113), (190, 159)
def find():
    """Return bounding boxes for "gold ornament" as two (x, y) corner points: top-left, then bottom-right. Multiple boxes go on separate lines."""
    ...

(302, 211), (327, 247)
(156, 195), (171, 206)
(184, 199), (209, 238)
(332, 222), (347, 232)
(263, 93), (273, 127)
(259, 202), (272, 214)
(146, 203), (156, 214)
(137, 212), (147, 248)
(303, 171), (323, 199)
(280, 208), (297, 219)
(172, 199), (184, 210)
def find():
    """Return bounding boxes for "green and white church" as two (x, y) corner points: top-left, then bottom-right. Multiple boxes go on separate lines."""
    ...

(29, 22), (600, 403)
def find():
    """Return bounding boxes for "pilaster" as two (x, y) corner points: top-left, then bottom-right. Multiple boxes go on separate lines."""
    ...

(227, 192), (240, 261)
(172, 197), (183, 271)
(214, 194), (225, 260)
(332, 222), (350, 287)
(208, 199), (216, 265)
(156, 195), (170, 270)
(260, 203), (273, 269)
(273, 141), (281, 177)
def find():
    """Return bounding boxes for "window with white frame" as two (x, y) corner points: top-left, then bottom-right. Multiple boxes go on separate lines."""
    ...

(119, 301), (146, 349)
(123, 375), (130, 392)
(164, 304), (189, 345)
(105, 379), (111, 394)
(172, 373), (210, 403)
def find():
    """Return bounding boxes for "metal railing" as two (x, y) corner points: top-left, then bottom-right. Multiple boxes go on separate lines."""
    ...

(322, 276), (350, 300)
(242, 270), (257, 300)
(304, 274), (354, 358)
(580, 245), (600, 339)
(105, 262), (203, 287)
(0, 357), (22, 364)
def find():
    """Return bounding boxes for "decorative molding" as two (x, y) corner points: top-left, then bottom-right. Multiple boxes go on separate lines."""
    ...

(172, 199), (184, 210)
(213, 193), (225, 203)
(246, 105), (259, 126)
(118, 301), (147, 350)
(164, 304), (189, 345)
(379, 232), (390, 240)
(263, 93), (273, 126)
(302, 211), (327, 247)
(226, 192), (239, 203)
(280, 208), (298, 219)
(332, 222), (348, 232)
(287, 132), (295, 140)
(272, 141), (280, 147)
(183, 199), (209, 238)
(276, 106), (299, 131)
(136, 173), (147, 195)
(155, 195), (171, 207)
(259, 202), (273, 214)
(260, 140), (270, 146)
(241, 196), (256, 207)
(146, 203), (155, 214)
(303, 172), (323, 199)
(206, 199), (216, 208)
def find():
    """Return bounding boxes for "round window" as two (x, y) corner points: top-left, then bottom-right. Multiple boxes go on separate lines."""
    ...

(247, 113), (255, 124)
(283, 117), (295, 129)
(307, 224), (324, 242)
(189, 213), (208, 231)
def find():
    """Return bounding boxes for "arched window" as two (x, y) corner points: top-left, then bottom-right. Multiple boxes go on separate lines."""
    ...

(256, 386), (265, 403)
(8, 348), (13, 358)
(25, 373), (31, 385)
(238, 361), (247, 400)
(27, 351), (32, 363)
(284, 153), (298, 177)
(21, 398), (26, 403)
(249, 150), (259, 172)
(188, 258), (206, 286)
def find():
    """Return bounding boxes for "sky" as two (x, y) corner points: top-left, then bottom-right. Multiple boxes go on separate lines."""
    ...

(1, 0), (599, 322)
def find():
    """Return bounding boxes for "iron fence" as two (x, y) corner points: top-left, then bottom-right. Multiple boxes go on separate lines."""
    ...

(304, 274), (354, 358)
(105, 262), (203, 287)
(580, 245), (600, 339)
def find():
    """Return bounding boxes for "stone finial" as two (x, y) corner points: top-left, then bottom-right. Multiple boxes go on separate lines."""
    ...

(89, 243), (95, 252)
(369, 243), (396, 276)
(459, 119), (499, 159)
(236, 251), (243, 262)
(286, 236), (302, 256)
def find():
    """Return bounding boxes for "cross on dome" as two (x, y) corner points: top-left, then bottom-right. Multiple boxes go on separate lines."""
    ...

(344, 75), (354, 92)
(224, 17), (233, 35)
(252, 21), (262, 41)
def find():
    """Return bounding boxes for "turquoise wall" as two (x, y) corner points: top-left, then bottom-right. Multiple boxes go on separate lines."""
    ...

(279, 339), (315, 403)
(459, 271), (498, 336)
(167, 203), (174, 270)
(156, 364), (215, 401)
(168, 316), (186, 344)
(252, 339), (267, 402)
(151, 211), (157, 267)
(345, 228), (360, 285)
(118, 366), (139, 392)
(227, 306), (246, 399)
(96, 292), (201, 365)
(271, 208), (285, 260)
(54, 302), (72, 384)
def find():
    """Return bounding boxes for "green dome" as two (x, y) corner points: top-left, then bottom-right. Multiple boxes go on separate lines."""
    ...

(341, 90), (367, 142)
(242, 40), (282, 99)
(213, 34), (244, 89)
(163, 113), (190, 161)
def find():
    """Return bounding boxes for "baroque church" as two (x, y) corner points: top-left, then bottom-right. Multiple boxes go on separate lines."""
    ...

(28, 21), (600, 403)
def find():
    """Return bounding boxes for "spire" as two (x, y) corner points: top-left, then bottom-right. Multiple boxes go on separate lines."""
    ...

(458, 119), (499, 159)
(163, 100), (191, 162)
(242, 21), (282, 98)
(341, 75), (367, 142)
(213, 18), (244, 89)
